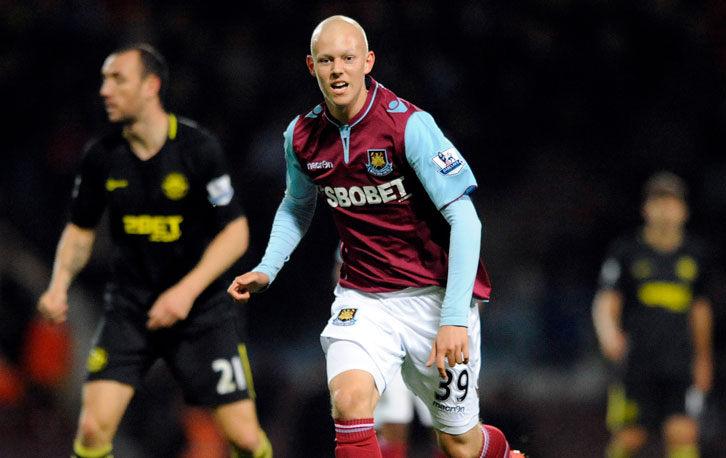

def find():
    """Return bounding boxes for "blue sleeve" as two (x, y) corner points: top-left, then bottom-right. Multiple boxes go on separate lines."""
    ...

(404, 111), (478, 210)
(439, 196), (481, 327)
(253, 116), (318, 283)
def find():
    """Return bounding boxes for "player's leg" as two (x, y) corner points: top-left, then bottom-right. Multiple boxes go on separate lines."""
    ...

(395, 290), (517, 458)
(661, 378), (701, 458)
(170, 312), (271, 458)
(73, 310), (149, 458)
(606, 427), (648, 458)
(374, 370), (414, 458)
(321, 287), (409, 458)
(212, 399), (272, 458)
(438, 424), (516, 458)
(327, 363), (381, 457)
(73, 380), (134, 457)
(604, 382), (648, 457)
(663, 415), (699, 457)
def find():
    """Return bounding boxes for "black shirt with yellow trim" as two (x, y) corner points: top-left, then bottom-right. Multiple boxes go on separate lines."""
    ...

(70, 114), (244, 321)
(598, 230), (711, 377)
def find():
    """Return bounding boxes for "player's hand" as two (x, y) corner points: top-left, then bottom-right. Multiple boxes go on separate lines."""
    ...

(227, 271), (270, 304)
(601, 329), (627, 362)
(147, 284), (196, 330)
(426, 325), (469, 379)
(692, 354), (713, 393)
(37, 289), (69, 324)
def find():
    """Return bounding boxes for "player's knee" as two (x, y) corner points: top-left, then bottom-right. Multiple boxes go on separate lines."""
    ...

(664, 415), (698, 446)
(76, 410), (114, 446)
(331, 385), (376, 419)
(227, 425), (262, 452)
(614, 427), (647, 456)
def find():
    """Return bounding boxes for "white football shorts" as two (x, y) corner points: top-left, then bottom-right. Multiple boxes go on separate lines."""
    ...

(321, 284), (482, 435)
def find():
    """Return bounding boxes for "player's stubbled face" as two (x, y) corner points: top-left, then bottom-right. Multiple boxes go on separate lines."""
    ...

(643, 195), (688, 230)
(99, 50), (146, 124)
(308, 22), (373, 122)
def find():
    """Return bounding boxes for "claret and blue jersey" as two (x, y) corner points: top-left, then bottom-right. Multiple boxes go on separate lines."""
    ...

(278, 77), (490, 300)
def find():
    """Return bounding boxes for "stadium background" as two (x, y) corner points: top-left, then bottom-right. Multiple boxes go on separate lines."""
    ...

(2, 0), (726, 456)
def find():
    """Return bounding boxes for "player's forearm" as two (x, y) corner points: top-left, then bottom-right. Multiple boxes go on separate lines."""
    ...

(592, 289), (623, 344)
(690, 297), (713, 361)
(439, 196), (480, 327)
(253, 191), (317, 283)
(178, 216), (249, 297)
(48, 223), (95, 292)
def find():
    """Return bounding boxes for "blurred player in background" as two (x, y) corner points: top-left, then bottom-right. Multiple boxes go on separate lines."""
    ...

(592, 171), (713, 458)
(228, 15), (524, 458)
(37, 43), (272, 458)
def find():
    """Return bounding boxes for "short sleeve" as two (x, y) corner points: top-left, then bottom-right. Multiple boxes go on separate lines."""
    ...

(69, 142), (108, 228)
(598, 240), (627, 291)
(691, 237), (715, 301)
(283, 116), (317, 201)
(195, 133), (245, 227)
(404, 111), (478, 209)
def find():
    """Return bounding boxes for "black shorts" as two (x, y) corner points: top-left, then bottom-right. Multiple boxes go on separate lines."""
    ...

(85, 306), (256, 407)
(606, 371), (690, 433)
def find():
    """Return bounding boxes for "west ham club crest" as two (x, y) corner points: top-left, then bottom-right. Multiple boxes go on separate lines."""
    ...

(366, 149), (393, 177)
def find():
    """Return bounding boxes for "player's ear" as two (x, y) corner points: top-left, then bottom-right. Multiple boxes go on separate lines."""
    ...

(143, 74), (162, 99)
(306, 55), (316, 76)
(364, 50), (375, 75)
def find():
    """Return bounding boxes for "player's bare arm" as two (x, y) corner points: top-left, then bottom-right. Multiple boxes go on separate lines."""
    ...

(690, 296), (713, 392)
(37, 223), (95, 324)
(227, 271), (270, 304)
(426, 325), (470, 379)
(147, 216), (249, 329)
(592, 288), (627, 362)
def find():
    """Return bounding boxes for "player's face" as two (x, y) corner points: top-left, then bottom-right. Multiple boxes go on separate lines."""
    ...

(99, 50), (152, 123)
(643, 194), (689, 230)
(306, 23), (374, 122)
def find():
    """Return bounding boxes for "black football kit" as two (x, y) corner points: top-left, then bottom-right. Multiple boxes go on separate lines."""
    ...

(71, 114), (254, 406)
(598, 231), (710, 431)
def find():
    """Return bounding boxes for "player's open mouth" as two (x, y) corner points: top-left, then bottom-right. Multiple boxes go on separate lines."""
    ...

(331, 82), (348, 92)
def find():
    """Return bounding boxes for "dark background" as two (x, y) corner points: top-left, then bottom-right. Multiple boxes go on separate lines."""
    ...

(2, 1), (726, 457)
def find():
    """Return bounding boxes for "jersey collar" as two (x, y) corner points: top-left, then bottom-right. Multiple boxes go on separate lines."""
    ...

(167, 113), (178, 140)
(324, 76), (379, 129)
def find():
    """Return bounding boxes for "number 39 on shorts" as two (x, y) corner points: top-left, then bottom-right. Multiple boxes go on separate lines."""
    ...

(435, 368), (469, 402)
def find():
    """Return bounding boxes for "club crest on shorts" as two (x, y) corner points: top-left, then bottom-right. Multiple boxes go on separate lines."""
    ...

(333, 308), (358, 326)
(432, 147), (464, 176)
(366, 149), (393, 177)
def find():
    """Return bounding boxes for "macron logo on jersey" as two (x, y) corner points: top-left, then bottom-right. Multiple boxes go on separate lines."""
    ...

(432, 148), (465, 176)
(321, 177), (411, 208)
(307, 160), (334, 170)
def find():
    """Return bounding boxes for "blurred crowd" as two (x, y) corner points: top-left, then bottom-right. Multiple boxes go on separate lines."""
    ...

(2, 0), (726, 456)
